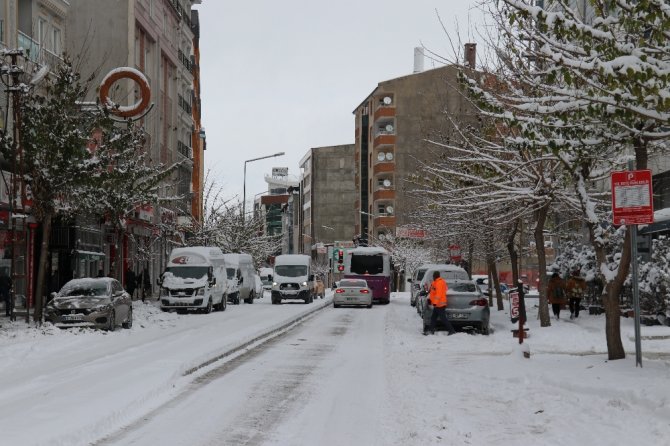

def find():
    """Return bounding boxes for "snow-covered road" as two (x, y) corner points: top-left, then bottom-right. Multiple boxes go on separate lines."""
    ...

(1, 291), (669, 446)
(99, 299), (388, 445)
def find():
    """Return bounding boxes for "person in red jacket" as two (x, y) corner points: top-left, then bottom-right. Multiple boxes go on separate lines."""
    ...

(424, 271), (456, 336)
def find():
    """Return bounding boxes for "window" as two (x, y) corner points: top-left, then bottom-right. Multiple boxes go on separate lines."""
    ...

(38, 18), (47, 45)
(52, 28), (61, 54)
(0, 4), (4, 43)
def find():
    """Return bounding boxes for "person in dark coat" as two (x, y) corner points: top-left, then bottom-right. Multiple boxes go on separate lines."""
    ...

(547, 272), (567, 320)
(0, 269), (12, 317)
(140, 268), (151, 302)
(566, 269), (587, 319)
(125, 268), (137, 299)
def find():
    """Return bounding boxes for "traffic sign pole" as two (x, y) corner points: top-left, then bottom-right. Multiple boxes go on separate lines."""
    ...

(612, 166), (651, 368)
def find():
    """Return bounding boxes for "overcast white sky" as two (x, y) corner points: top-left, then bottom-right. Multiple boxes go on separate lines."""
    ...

(195, 0), (485, 203)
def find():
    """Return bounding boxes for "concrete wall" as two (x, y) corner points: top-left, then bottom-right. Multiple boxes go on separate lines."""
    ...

(311, 144), (356, 245)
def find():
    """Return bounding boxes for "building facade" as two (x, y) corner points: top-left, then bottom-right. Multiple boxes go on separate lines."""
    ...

(65, 0), (202, 289)
(298, 144), (356, 255)
(352, 65), (479, 245)
(0, 0), (71, 314)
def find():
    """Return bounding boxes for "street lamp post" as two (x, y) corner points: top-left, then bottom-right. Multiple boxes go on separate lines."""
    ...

(243, 152), (285, 220)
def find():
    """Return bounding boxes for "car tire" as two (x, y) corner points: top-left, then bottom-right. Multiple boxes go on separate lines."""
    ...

(334, 303), (341, 308)
(220, 294), (227, 311)
(107, 310), (116, 331)
(480, 320), (490, 335)
(122, 306), (133, 329)
(246, 291), (255, 304)
(234, 293), (240, 305)
(367, 304), (373, 309)
(204, 298), (212, 314)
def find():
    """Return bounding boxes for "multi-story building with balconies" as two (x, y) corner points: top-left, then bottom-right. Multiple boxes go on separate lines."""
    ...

(0, 0), (71, 315)
(65, 0), (203, 288)
(352, 63), (479, 244)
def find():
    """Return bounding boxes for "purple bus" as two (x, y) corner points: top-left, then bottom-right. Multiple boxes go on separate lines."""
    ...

(344, 247), (391, 304)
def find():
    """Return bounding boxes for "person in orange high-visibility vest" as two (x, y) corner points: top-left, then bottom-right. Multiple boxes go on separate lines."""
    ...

(424, 271), (456, 336)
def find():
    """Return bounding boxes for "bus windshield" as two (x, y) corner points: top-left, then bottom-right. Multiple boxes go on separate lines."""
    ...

(350, 255), (384, 275)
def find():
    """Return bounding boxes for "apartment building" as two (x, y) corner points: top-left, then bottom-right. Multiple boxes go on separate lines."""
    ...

(298, 144), (356, 255)
(65, 0), (202, 285)
(0, 0), (71, 313)
(352, 62), (479, 244)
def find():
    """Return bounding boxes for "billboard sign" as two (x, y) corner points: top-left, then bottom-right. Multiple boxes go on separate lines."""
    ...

(272, 167), (288, 177)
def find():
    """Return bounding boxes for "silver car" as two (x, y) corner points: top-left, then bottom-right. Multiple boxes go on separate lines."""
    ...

(420, 279), (490, 335)
(416, 265), (470, 316)
(45, 278), (133, 331)
(407, 265), (429, 307)
(333, 279), (373, 308)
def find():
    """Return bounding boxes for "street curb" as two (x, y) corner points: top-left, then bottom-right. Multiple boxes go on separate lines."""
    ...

(182, 296), (333, 377)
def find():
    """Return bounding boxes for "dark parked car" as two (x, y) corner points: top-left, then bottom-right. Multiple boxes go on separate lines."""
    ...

(45, 278), (133, 330)
(420, 279), (490, 335)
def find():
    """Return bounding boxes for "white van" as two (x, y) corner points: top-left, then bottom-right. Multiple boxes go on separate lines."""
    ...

(158, 247), (227, 313)
(222, 253), (256, 304)
(271, 254), (315, 305)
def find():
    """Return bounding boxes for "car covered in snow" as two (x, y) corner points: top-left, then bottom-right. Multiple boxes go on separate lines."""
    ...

(45, 277), (133, 330)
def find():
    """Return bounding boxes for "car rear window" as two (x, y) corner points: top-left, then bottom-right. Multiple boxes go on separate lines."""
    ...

(450, 282), (477, 292)
(339, 279), (367, 288)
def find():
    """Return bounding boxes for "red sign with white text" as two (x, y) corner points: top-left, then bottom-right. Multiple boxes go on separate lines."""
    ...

(611, 170), (653, 225)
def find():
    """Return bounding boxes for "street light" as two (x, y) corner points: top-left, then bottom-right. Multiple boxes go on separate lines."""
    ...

(242, 152), (285, 219)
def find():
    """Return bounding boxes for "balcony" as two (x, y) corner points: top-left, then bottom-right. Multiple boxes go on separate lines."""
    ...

(373, 189), (395, 201)
(374, 106), (395, 121)
(374, 216), (396, 228)
(17, 32), (40, 63)
(373, 162), (395, 175)
(374, 134), (395, 147)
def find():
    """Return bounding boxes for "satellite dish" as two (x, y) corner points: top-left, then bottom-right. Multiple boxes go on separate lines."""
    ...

(386, 205), (394, 214)
(30, 64), (50, 85)
(379, 233), (386, 240)
(383, 179), (392, 188)
(385, 124), (394, 132)
(383, 96), (392, 105)
(385, 152), (394, 161)
(377, 152), (386, 162)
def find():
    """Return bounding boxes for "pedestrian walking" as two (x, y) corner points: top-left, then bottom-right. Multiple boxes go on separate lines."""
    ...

(547, 272), (567, 320)
(0, 268), (12, 317)
(566, 269), (587, 319)
(140, 268), (151, 302)
(125, 268), (136, 299)
(423, 270), (456, 336)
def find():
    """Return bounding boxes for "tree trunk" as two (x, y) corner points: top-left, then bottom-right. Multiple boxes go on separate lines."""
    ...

(486, 256), (495, 307)
(490, 258), (504, 310)
(534, 204), (551, 327)
(507, 219), (519, 286)
(33, 211), (53, 324)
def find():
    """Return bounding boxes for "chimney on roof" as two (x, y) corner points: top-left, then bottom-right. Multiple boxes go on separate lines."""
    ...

(413, 47), (424, 73)
(464, 43), (476, 69)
